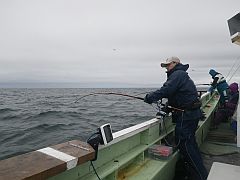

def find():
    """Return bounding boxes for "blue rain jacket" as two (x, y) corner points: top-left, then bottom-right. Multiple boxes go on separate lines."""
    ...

(208, 69), (229, 104)
(147, 63), (202, 120)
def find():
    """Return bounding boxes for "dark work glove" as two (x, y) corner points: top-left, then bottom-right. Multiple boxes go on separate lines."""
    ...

(144, 94), (153, 104)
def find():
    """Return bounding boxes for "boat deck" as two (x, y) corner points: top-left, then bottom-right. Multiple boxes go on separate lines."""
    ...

(201, 122), (240, 172)
(1, 92), (238, 180)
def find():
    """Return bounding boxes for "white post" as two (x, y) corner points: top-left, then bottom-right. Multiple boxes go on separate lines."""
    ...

(237, 97), (240, 147)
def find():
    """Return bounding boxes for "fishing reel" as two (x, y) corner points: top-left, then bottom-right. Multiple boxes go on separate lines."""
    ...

(155, 99), (170, 119)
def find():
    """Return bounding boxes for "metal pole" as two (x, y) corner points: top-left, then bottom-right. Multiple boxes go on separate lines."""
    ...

(237, 90), (240, 147)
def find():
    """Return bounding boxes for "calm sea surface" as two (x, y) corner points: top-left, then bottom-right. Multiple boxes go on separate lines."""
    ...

(0, 88), (157, 160)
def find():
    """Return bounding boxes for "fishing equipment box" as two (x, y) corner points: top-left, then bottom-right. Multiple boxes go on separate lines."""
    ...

(148, 144), (173, 160)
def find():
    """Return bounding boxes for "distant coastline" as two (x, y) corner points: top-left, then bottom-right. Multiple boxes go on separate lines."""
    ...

(0, 82), (161, 89)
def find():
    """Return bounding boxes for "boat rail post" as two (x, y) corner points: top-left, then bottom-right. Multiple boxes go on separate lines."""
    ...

(237, 92), (240, 147)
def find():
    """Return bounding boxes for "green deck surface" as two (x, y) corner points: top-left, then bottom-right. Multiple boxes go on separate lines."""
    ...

(118, 152), (179, 180)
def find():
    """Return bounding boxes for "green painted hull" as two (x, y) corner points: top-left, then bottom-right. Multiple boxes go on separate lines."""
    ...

(49, 92), (219, 180)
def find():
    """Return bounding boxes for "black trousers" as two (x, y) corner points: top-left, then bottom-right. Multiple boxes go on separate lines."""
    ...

(175, 115), (208, 180)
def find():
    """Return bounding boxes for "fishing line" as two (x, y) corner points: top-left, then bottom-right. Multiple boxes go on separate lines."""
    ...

(225, 56), (240, 80)
(196, 57), (239, 87)
(227, 57), (240, 82)
(74, 92), (144, 103)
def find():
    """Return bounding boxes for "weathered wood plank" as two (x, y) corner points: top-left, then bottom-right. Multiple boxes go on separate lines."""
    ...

(0, 140), (95, 180)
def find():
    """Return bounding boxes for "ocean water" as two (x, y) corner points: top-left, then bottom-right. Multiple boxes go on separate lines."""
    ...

(0, 88), (157, 160)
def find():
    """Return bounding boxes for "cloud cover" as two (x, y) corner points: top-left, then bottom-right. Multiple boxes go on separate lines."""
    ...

(0, 0), (239, 87)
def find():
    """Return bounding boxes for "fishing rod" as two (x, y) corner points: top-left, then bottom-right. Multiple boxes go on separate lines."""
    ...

(74, 92), (144, 103)
(75, 91), (184, 112)
(195, 83), (211, 86)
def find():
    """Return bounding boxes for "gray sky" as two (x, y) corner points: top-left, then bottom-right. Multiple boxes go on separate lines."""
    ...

(0, 0), (239, 88)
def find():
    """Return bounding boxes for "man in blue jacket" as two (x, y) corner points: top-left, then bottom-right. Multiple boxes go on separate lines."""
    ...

(144, 57), (208, 180)
(208, 69), (229, 106)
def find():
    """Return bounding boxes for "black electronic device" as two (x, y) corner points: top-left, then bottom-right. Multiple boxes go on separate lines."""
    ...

(87, 123), (113, 161)
(99, 123), (113, 145)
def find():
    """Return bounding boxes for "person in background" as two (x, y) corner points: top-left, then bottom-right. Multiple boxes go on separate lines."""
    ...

(208, 69), (229, 106)
(229, 83), (239, 141)
(226, 83), (239, 116)
(212, 82), (239, 129)
(144, 57), (208, 180)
